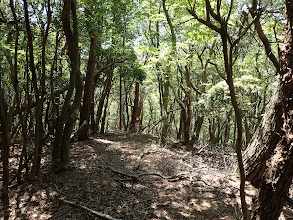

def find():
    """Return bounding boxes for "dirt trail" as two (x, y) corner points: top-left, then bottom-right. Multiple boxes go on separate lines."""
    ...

(2, 133), (293, 219)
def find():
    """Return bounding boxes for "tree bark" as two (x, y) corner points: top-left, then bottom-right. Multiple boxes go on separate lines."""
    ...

(93, 71), (113, 133)
(118, 73), (123, 131)
(130, 82), (140, 132)
(0, 88), (10, 219)
(100, 87), (110, 134)
(251, 1), (293, 218)
(79, 34), (97, 140)
(23, 0), (42, 179)
(160, 0), (176, 144)
(242, 82), (283, 187)
(52, 0), (82, 172)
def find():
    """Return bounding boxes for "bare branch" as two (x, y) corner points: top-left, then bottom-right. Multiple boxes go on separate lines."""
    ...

(217, 0), (222, 17)
(249, 7), (280, 72)
(226, 0), (234, 22)
(232, 17), (257, 48)
(170, 83), (186, 112)
(59, 198), (120, 220)
(208, 61), (226, 80)
(186, 8), (221, 33)
(205, 0), (221, 22)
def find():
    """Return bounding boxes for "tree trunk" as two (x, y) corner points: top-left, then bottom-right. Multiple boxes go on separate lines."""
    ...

(52, 0), (82, 172)
(242, 81), (283, 187)
(251, 1), (293, 218)
(191, 114), (203, 145)
(24, 0), (42, 180)
(9, 0), (29, 184)
(93, 71), (112, 133)
(221, 31), (249, 219)
(100, 88), (110, 134)
(208, 118), (216, 144)
(79, 34), (97, 140)
(160, 0), (176, 144)
(160, 73), (170, 144)
(130, 82), (140, 132)
(223, 112), (231, 145)
(118, 73), (123, 131)
(0, 88), (10, 218)
(177, 110), (183, 139)
(183, 65), (192, 145)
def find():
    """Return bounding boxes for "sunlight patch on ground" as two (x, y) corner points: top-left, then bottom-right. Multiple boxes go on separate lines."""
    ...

(93, 138), (117, 144)
(201, 192), (216, 199)
(190, 199), (212, 211)
(154, 209), (172, 219)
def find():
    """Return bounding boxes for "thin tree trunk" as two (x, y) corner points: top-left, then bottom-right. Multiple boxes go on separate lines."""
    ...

(100, 88), (110, 134)
(24, 0), (41, 180)
(118, 73), (123, 131)
(177, 110), (183, 139)
(222, 31), (248, 219)
(94, 72), (112, 133)
(160, 0), (176, 144)
(130, 82), (140, 132)
(9, 0), (29, 184)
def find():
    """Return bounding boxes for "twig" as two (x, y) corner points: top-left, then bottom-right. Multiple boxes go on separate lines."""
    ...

(59, 198), (121, 220)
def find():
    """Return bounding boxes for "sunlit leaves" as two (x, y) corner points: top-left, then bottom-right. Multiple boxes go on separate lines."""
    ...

(198, 75), (263, 115)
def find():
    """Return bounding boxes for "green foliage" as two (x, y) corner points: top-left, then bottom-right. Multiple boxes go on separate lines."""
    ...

(198, 75), (263, 115)
(117, 63), (146, 82)
(0, 0), (286, 145)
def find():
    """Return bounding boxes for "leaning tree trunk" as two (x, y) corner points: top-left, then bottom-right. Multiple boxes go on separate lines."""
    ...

(242, 81), (283, 187)
(251, 1), (293, 219)
(243, 0), (284, 188)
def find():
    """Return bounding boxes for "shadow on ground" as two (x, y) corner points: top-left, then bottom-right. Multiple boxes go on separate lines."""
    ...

(45, 133), (242, 220)
(4, 133), (283, 219)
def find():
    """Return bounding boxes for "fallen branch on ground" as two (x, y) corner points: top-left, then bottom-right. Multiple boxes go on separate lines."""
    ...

(99, 165), (189, 181)
(59, 198), (121, 220)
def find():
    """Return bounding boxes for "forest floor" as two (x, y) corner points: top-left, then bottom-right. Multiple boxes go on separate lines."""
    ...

(2, 133), (293, 219)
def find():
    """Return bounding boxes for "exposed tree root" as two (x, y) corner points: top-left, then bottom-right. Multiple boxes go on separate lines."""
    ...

(99, 165), (189, 181)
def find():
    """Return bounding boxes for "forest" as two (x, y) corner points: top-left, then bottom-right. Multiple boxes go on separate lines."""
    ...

(0, 0), (293, 219)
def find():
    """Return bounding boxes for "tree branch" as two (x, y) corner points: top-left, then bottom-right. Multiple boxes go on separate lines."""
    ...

(208, 61), (226, 80)
(186, 8), (221, 33)
(232, 17), (257, 48)
(59, 198), (121, 220)
(249, 7), (280, 72)
(170, 83), (186, 112)
(205, 0), (221, 22)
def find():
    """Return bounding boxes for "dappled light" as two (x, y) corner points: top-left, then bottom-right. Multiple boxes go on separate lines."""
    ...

(1, 0), (293, 219)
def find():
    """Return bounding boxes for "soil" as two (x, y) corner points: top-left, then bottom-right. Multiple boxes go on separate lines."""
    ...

(1, 133), (293, 219)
